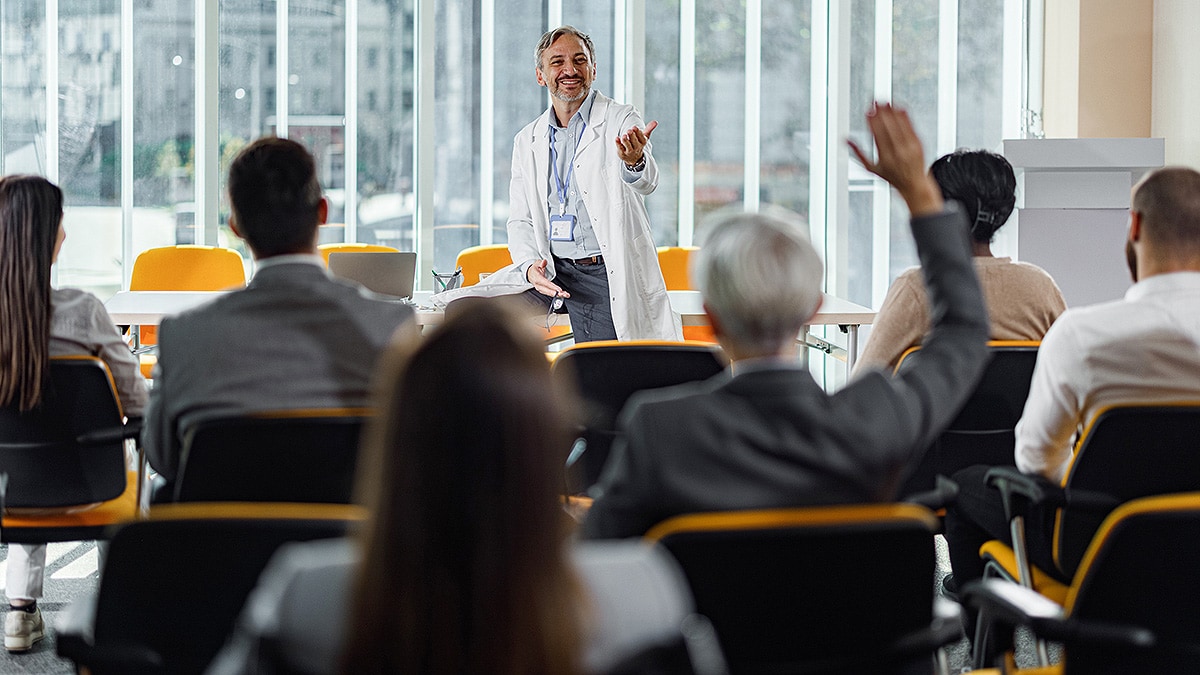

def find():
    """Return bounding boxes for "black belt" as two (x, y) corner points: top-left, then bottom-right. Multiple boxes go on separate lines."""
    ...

(568, 255), (604, 266)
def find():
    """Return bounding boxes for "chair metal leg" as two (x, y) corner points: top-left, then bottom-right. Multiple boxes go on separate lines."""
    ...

(1008, 514), (1051, 667)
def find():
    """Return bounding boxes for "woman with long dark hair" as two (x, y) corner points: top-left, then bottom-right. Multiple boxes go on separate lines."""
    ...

(209, 300), (696, 674)
(0, 175), (146, 652)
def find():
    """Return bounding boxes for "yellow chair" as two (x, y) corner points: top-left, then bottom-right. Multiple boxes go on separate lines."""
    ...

(317, 242), (400, 266)
(130, 245), (247, 376)
(965, 493), (1200, 673)
(656, 245), (715, 343)
(454, 244), (513, 286)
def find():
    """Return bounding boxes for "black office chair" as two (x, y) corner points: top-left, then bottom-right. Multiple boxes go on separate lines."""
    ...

(895, 341), (1039, 498)
(56, 502), (364, 675)
(0, 355), (142, 544)
(551, 340), (726, 493)
(169, 408), (371, 504)
(964, 492), (1200, 674)
(973, 402), (1200, 667)
(645, 504), (961, 675)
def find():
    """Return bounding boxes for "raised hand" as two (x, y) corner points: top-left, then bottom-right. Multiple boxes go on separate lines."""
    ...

(847, 103), (943, 217)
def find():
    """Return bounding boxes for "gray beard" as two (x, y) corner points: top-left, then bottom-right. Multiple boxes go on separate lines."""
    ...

(551, 84), (590, 103)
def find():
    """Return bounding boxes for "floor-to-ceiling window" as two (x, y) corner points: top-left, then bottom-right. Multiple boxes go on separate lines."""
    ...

(1, 0), (1032, 369)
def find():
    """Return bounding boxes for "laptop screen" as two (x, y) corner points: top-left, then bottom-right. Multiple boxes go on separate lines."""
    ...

(327, 251), (417, 299)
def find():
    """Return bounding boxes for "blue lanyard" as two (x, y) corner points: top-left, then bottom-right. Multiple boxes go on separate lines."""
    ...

(549, 121), (587, 215)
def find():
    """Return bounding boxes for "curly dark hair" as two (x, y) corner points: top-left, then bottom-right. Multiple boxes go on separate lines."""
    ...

(929, 149), (1017, 244)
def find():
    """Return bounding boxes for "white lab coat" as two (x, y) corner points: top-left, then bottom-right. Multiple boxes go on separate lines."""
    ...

(447, 91), (681, 341)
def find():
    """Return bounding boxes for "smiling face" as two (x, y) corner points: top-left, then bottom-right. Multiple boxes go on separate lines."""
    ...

(535, 33), (595, 104)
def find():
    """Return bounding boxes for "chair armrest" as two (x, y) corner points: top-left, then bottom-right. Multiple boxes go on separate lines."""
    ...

(984, 467), (1064, 523)
(77, 418), (144, 446)
(905, 475), (959, 510)
(1064, 487), (1123, 514)
(963, 579), (1155, 651)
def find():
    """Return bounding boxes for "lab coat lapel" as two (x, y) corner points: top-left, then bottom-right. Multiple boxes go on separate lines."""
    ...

(578, 93), (607, 156)
(533, 109), (554, 205)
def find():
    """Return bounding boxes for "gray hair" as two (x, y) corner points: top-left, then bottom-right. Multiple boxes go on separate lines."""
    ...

(534, 26), (596, 70)
(693, 211), (824, 356)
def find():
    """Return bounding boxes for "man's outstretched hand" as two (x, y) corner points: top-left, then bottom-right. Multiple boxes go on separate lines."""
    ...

(616, 120), (658, 166)
(847, 103), (943, 217)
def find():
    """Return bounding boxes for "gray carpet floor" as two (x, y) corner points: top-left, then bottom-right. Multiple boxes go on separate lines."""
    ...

(0, 536), (1056, 674)
(0, 541), (98, 674)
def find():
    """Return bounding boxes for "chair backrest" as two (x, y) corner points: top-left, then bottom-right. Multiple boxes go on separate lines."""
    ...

(551, 341), (725, 492)
(1061, 493), (1200, 674)
(656, 246), (699, 291)
(454, 244), (513, 286)
(0, 356), (127, 508)
(130, 245), (247, 348)
(1054, 402), (1200, 577)
(88, 502), (363, 675)
(130, 245), (246, 291)
(173, 409), (371, 504)
(646, 505), (940, 674)
(317, 242), (400, 266)
(896, 341), (1039, 497)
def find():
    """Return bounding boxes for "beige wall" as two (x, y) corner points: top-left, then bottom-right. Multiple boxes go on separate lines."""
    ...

(1043, 0), (1153, 139)
(1152, 0), (1200, 166)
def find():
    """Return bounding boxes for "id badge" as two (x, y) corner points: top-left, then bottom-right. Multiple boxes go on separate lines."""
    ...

(549, 214), (576, 242)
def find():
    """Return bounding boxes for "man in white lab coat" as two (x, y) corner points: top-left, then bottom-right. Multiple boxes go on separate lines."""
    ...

(504, 25), (681, 342)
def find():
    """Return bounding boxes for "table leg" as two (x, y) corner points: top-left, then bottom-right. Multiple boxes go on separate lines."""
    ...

(846, 324), (859, 372)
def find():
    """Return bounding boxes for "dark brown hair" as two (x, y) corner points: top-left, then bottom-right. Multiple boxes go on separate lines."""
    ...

(342, 299), (583, 674)
(0, 175), (64, 411)
(226, 136), (322, 257)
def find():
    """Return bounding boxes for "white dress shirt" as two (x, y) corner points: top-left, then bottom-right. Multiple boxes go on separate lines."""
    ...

(1015, 271), (1200, 481)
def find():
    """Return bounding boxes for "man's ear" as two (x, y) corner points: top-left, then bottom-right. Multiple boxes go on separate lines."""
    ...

(1128, 210), (1143, 243)
(535, 67), (547, 88)
(317, 197), (328, 225)
(228, 213), (243, 241)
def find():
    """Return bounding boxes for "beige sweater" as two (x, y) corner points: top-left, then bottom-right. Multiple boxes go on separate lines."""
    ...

(855, 257), (1066, 373)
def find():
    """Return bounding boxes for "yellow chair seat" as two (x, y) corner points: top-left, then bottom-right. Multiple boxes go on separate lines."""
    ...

(979, 539), (1071, 606)
(3, 469), (139, 530)
(974, 662), (1060, 667)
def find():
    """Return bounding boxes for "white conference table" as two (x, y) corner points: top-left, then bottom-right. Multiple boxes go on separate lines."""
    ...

(106, 290), (875, 369)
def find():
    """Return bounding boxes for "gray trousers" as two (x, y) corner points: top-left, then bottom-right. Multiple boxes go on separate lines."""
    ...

(524, 257), (617, 343)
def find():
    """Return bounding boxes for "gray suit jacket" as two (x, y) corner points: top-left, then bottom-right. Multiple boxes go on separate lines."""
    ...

(205, 538), (696, 675)
(582, 206), (990, 539)
(143, 261), (414, 480)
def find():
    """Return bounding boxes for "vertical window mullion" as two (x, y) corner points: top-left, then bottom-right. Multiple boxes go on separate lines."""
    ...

(195, 0), (218, 246)
(413, 0), (436, 288)
(479, 0), (494, 246)
(345, 0), (359, 243)
(276, 0), (289, 137)
(47, 0), (60, 183)
(936, 0), (958, 155)
(871, 0), (893, 308)
(743, 0), (761, 213)
(678, 1), (695, 246)
(121, 0), (134, 288)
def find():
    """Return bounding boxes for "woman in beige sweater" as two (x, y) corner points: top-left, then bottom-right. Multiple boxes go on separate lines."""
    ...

(855, 149), (1066, 374)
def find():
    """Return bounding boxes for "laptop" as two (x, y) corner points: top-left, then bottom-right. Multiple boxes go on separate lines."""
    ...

(328, 251), (417, 300)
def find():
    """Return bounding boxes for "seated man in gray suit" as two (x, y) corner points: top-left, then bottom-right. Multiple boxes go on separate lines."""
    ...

(143, 137), (416, 483)
(582, 104), (989, 539)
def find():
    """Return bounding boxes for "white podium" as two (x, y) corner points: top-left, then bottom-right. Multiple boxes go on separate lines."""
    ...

(1002, 138), (1164, 308)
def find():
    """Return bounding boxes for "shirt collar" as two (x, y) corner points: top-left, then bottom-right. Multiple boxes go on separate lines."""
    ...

(253, 253), (325, 273)
(549, 89), (597, 131)
(1124, 271), (1200, 302)
(730, 355), (806, 376)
